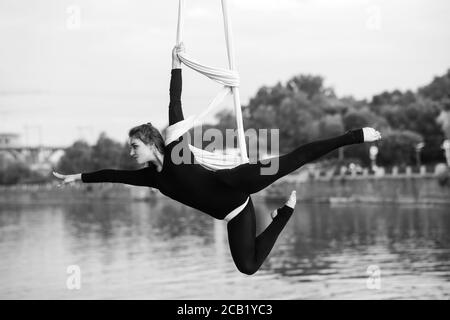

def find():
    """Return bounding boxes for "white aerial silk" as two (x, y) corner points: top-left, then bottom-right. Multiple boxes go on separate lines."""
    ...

(165, 0), (249, 171)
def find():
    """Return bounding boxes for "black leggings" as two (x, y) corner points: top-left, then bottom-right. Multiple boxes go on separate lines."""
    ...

(225, 129), (363, 275)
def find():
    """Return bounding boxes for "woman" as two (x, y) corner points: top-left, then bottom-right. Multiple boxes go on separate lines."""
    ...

(54, 44), (381, 275)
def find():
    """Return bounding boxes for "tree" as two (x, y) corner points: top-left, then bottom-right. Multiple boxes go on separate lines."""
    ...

(314, 114), (345, 140)
(56, 140), (93, 173)
(343, 108), (388, 131)
(246, 83), (291, 116)
(239, 73), (337, 153)
(379, 99), (444, 163)
(377, 130), (423, 166)
(419, 69), (450, 102)
(286, 74), (334, 99)
(57, 133), (141, 174)
(370, 89), (416, 108)
(308, 114), (345, 161)
(0, 162), (32, 185)
(91, 132), (125, 170)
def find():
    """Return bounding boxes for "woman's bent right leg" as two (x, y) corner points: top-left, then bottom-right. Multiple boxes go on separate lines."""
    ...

(227, 196), (295, 275)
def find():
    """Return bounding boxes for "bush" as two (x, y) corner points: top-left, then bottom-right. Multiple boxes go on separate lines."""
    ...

(0, 163), (32, 185)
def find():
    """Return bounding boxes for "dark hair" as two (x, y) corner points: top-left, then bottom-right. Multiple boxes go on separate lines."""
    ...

(128, 122), (165, 155)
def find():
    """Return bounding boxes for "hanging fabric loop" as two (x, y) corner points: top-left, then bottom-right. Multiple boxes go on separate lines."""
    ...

(166, 0), (249, 169)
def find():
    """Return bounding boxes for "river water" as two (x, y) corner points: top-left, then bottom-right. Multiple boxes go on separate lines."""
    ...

(0, 197), (449, 299)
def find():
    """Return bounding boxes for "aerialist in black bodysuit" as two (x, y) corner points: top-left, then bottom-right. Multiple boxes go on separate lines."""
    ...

(54, 44), (382, 275)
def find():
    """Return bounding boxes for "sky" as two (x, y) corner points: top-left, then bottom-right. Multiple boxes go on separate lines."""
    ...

(1, 0), (449, 146)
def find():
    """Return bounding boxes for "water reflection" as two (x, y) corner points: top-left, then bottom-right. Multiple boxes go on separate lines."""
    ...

(0, 198), (449, 299)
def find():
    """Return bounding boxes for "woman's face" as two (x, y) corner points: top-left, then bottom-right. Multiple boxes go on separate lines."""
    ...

(129, 137), (154, 164)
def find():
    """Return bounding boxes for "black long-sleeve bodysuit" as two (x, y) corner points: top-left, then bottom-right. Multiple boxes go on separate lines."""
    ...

(81, 69), (364, 275)
(82, 69), (248, 220)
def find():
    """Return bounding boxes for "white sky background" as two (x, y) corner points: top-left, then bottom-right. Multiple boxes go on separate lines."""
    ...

(1, 0), (449, 146)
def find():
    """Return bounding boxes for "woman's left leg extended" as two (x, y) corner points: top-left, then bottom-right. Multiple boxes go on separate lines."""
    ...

(227, 196), (294, 275)
(218, 129), (364, 194)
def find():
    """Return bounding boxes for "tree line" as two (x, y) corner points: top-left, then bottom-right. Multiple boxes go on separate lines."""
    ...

(214, 69), (450, 167)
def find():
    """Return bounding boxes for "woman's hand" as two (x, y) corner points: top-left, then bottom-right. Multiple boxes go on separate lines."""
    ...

(52, 172), (82, 187)
(172, 42), (185, 69)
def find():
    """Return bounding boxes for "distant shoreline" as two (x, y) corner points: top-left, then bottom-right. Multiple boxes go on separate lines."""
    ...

(264, 173), (450, 205)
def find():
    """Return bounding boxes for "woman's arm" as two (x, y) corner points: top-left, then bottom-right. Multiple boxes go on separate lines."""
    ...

(169, 44), (185, 126)
(53, 168), (154, 187)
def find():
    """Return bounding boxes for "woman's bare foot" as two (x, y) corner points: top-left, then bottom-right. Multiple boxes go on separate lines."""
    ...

(362, 127), (382, 142)
(271, 191), (296, 219)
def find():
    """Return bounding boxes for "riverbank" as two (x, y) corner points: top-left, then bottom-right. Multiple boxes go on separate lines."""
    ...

(264, 164), (450, 204)
(0, 183), (156, 204)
